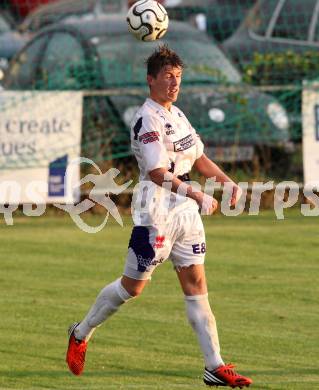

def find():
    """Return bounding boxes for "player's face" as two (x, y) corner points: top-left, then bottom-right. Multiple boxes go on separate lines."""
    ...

(148, 65), (182, 109)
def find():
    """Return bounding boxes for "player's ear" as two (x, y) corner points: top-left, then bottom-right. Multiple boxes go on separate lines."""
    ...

(147, 74), (154, 88)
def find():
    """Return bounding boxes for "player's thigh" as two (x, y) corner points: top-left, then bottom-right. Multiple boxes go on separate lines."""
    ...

(123, 225), (173, 281)
(170, 212), (207, 295)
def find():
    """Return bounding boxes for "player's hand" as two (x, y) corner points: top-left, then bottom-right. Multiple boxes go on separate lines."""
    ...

(198, 193), (218, 215)
(229, 184), (243, 207)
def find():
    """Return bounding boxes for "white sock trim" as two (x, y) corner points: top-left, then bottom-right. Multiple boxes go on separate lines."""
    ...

(116, 278), (133, 301)
(184, 293), (208, 301)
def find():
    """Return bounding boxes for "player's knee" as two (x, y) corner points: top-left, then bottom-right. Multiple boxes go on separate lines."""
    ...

(184, 282), (206, 296)
(127, 287), (143, 297)
(121, 275), (148, 297)
(123, 284), (144, 297)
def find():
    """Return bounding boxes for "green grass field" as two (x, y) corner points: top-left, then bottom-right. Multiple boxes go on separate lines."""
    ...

(0, 210), (318, 390)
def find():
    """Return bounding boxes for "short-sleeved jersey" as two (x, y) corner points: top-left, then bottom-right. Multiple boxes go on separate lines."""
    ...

(131, 98), (204, 226)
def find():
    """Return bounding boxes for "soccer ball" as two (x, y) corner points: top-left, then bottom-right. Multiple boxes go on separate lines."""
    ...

(127, 0), (169, 42)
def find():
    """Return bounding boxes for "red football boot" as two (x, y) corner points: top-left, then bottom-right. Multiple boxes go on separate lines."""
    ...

(66, 322), (88, 376)
(204, 364), (253, 388)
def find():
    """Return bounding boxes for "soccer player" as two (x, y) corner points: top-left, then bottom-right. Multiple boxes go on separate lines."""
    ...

(66, 45), (253, 388)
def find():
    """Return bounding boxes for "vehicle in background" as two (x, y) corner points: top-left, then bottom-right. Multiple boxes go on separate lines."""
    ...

(18, 0), (255, 42)
(222, 0), (319, 141)
(18, 0), (127, 34)
(0, 11), (28, 83)
(3, 15), (290, 170)
(9, 0), (58, 19)
(162, 0), (257, 41)
(223, 0), (319, 74)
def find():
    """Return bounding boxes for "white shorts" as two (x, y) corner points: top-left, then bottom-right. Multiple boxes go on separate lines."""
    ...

(123, 210), (206, 280)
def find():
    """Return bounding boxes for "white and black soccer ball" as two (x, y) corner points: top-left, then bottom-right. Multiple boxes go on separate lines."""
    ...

(127, 0), (169, 42)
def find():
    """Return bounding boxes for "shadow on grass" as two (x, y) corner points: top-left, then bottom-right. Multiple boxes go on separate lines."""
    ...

(246, 368), (319, 376)
(0, 349), (60, 363)
(0, 367), (197, 380)
(1, 364), (318, 377)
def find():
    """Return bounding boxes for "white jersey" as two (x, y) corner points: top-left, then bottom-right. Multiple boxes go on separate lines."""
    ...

(131, 98), (204, 226)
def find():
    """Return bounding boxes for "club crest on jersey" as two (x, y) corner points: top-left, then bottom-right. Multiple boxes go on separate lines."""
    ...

(173, 134), (195, 152)
(165, 123), (175, 135)
(153, 235), (165, 249)
(139, 131), (160, 144)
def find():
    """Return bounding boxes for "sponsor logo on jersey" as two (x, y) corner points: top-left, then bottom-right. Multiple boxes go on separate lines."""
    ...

(137, 255), (164, 267)
(138, 131), (160, 144)
(165, 123), (175, 135)
(153, 235), (165, 249)
(173, 134), (195, 152)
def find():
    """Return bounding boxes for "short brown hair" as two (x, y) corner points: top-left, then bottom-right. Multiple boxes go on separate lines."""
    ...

(146, 44), (184, 78)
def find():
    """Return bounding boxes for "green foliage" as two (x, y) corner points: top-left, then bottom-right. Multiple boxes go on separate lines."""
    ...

(241, 50), (319, 142)
(242, 50), (319, 85)
(189, 64), (229, 84)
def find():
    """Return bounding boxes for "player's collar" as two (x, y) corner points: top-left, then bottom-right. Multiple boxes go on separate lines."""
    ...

(146, 98), (174, 114)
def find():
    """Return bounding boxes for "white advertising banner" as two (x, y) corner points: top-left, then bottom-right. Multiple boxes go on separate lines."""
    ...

(0, 91), (83, 203)
(302, 82), (319, 189)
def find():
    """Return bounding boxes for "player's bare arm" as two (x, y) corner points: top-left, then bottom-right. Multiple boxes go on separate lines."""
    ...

(194, 153), (241, 207)
(149, 167), (218, 215)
